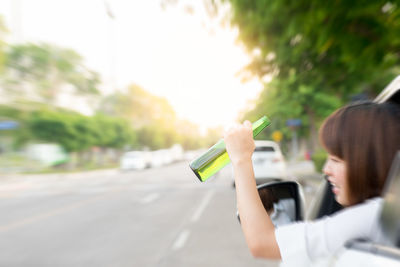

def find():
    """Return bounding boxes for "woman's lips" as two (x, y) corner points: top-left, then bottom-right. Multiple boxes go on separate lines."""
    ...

(332, 185), (339, 195)
(329, 180), (340, 195)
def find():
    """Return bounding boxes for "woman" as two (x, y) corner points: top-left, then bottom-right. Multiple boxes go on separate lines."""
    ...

(224, 102), (400, 264)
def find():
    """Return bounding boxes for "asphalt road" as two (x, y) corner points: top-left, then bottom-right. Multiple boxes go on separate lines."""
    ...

(0, 161), (321, 267)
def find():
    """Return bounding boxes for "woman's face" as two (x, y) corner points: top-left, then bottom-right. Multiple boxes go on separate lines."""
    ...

(323, 154), (349, 206)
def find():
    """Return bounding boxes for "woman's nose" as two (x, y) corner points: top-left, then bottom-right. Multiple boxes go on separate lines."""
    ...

(322, 160), (331, 175)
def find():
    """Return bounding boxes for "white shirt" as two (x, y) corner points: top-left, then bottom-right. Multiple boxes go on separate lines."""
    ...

(275, 197), (384, 266)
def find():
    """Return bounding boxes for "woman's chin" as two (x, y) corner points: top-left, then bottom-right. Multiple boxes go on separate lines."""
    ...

(334, 195), (348, 206)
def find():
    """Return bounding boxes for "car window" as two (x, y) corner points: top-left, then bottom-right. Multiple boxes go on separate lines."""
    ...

(380, 152), (400, 246)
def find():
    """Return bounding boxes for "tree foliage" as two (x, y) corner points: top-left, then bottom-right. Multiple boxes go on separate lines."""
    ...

(0, 104), (135, 153)
(227, 0), (400, 149)
(3, 43), (100, 102)
(27, 109), (136, 152)
(98, 84), (192, 150)
(99, 84), (177, 126)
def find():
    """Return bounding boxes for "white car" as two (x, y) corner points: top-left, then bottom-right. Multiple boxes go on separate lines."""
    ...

(252, 140), (287, 184)
(25, 143), (69, 167)
(149, 149), (172, 168)
(120, 151), (150, 171)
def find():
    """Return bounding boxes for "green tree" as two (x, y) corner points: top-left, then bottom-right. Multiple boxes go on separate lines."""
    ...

(95, 115), (136, 150)
(99, 84), (177, 126)
(29, 109), (81, 152)
(228, 0), (400, 150)
(99, 84), (181, 149)
(28, 109), (136, 152)
(0, 104), (32, 149)
(136, 124), (165, 150)
(174, 119), (204, 150)
(3, 43), (100, 102)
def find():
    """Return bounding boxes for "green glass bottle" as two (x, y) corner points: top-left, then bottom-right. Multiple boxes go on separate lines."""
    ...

(189, 116), (271, 182)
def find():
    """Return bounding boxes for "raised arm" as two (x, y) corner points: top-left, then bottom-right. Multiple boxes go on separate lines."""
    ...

(224, 121), (281, 259)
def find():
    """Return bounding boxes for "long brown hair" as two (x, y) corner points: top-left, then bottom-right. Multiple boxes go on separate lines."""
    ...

(319, 101), (400, 205)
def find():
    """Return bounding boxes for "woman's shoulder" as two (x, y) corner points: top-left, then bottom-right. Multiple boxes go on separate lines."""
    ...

(331, 197), (383, 218)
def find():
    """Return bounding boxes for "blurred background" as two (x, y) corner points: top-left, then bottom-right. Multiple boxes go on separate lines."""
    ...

(0, 0), (256, 173)
(0, 0), (399, 266)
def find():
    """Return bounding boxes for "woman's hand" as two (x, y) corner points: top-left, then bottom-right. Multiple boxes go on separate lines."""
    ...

(224, 120), (255, 165)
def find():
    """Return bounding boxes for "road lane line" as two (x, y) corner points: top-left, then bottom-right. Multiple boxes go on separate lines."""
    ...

(0, 182), (34, 199)
(172, 230), (190, 251)
(140, 193), (160, 204)
(191, 190), (215, 222)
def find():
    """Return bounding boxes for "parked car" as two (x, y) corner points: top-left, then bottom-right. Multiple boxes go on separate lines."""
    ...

(25, 143), (69, 167)
(252, 140), (287, 184)
(120, 151), (150, 171)
(149, 149), (171, 168)
(169, 144), (184, 162)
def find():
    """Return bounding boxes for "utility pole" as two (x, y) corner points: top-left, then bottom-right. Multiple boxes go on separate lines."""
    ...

(103, 1), (117, 94)
(11, 0), (23, 43)
(286, 119), (302, 162)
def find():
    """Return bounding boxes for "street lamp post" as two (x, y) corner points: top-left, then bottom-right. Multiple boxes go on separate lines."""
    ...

(103, 1), (116, 93)
(286, 119), (302, 162)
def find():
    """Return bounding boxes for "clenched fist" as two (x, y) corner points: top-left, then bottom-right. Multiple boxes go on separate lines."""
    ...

(223, 120), (255, 165)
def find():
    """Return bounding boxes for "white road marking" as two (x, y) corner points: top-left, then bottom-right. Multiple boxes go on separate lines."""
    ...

(140, 193), (160, 204)
(191, 190), (214, 222)
(170, 190), (215, 251)
(172, 230), (190, 251)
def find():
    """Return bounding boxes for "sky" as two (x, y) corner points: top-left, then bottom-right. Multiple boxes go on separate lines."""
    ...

(0, 0), (263, 130)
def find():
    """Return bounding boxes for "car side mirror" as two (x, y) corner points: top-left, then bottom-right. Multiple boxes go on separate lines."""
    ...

(237, 181), (305, 227)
